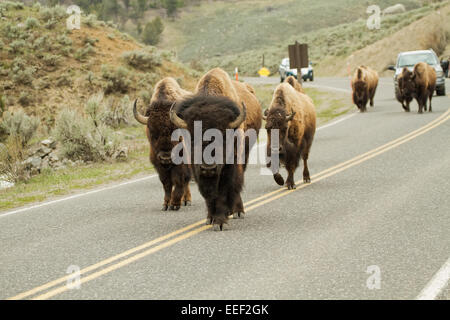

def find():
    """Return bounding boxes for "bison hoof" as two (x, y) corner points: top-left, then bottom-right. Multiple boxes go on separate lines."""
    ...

(303, 177), (311, 183)
(169, 205), (180, 211)
(274, 173), (285, 186)
(233, 212), (245, 219)
(212, 224), (224, 231)
(206, 218), (212, 225)
(162, 205), (169, 211)
(287, 183), (296, 190)
(184, 200), (192, 206)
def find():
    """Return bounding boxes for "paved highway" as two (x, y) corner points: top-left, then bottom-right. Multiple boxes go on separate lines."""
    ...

(1, 78), (449, 300)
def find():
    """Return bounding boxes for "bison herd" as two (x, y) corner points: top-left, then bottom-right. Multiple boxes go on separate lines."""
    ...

(133, 62), (440, 230)
(351, 62), (437, 114)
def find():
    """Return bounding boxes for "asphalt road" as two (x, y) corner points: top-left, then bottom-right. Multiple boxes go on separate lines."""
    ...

(1, 78), (449, 300)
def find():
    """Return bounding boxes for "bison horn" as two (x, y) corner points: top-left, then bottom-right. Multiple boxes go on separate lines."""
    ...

(228, 102), (247, 129)
(169, 102), (188, 129)
(286, 111), (296, 121)
(262, 108), (268, 120)
(133, 99), (149, 125)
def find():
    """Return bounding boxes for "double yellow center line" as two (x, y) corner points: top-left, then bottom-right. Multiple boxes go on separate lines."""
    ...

(8, 109), (450, 300)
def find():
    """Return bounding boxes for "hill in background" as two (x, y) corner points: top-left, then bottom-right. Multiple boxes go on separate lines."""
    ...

(0, 1), (198, 126)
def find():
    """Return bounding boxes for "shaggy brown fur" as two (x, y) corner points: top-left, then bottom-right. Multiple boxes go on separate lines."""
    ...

(285, 75), (305, 93)
(400, 62), (436, 113)
(351, 66), (379, 112)
(265, 80), (316, 190)
(135, 77), (192, 211)
(173, 95), (246, 230)
(192, 68), (262, 220)
(396, 69), (413, 112)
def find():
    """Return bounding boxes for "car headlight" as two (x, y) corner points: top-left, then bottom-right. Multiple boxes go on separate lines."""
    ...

(436, 70), (444, 77)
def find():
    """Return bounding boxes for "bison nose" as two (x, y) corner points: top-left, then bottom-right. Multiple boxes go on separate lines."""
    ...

(158, 152), (172, 165)
(200, 164), (217, 176)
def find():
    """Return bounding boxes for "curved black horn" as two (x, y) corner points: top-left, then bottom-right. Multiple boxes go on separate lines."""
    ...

(229, 102), (247, 129)
(133, 99), (149, 125)
(169, 102), (188, 129)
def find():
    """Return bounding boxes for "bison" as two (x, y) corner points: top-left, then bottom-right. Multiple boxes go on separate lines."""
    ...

(396, 69), (413, 112)
(170, 68), (261, 229)
(263, 78), (316, 190)
(285, 75), (305, 93)
(399, 62), (436, 113)
(170, 95), (246, 230)
(133, 77), (192, 211)
(351, 66), (379, 112)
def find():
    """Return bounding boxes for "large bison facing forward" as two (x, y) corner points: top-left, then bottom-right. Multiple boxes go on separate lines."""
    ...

(399, 62), (436, 113)
(396, 70), (413, 112)
(133, 77), (192, 211)
(170, 95), (246, 230)
(263, 78), (316, 190)
(187, 67), (262, 219)
(351, 66), (379, 112)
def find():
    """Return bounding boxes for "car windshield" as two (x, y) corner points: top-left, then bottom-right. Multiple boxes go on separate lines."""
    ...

(398, 53), (437, 68)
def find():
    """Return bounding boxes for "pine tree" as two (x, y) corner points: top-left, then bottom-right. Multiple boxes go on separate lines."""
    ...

(141, 17), (164, 45)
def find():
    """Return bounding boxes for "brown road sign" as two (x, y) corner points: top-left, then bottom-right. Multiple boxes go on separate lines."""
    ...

(288, 42), (309, 69)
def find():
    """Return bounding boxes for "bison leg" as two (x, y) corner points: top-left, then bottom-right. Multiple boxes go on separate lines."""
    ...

(429, 93), (433, 112)
(162, 181), (172, 211)
(302, 157), (311, 183)
(232, 194), (245, 219)
(182, 184), (192, 206)
(169, 184), (184, 211)
(285, 164), (296, 190)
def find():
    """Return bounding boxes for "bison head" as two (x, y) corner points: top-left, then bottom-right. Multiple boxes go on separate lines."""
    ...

(133, 99), (180, 167)
(263, 106), (295, 164)
(170, 95), (246, 198)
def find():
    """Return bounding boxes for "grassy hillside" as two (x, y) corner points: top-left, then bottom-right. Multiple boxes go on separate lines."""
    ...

(160, 0), (426, 71)
(0, 1), (199, 126)
(317, 2), (450, 76)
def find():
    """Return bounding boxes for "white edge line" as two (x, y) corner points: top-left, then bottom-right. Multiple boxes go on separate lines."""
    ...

(1, 91), (357, 218)
(416, 257), (450, 300)
(0, 175), (157, 218)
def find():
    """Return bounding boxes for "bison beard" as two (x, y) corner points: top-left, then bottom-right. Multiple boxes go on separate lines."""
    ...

(171, 95), (246, 230)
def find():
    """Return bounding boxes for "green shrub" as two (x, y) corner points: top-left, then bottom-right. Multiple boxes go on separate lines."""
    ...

(83, 14), (98, 28)
(122, 48), (162, 70)
(43, 54), (62, 67)
(10, 58), (37, 86)
(25, 17), (40, 29)
(0, 110), (40, 146)
(40, 5), (66, 22)
(74, 44), (95, 61)
(101, 95), (134, 128)
(0, 136), (29, 183)
(53, 104), (122, 162)
(57, 34), (72, 46)
(0, 1), (24, 11)
(101, 65), (131, 94)
(8, 39), (26, 54)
